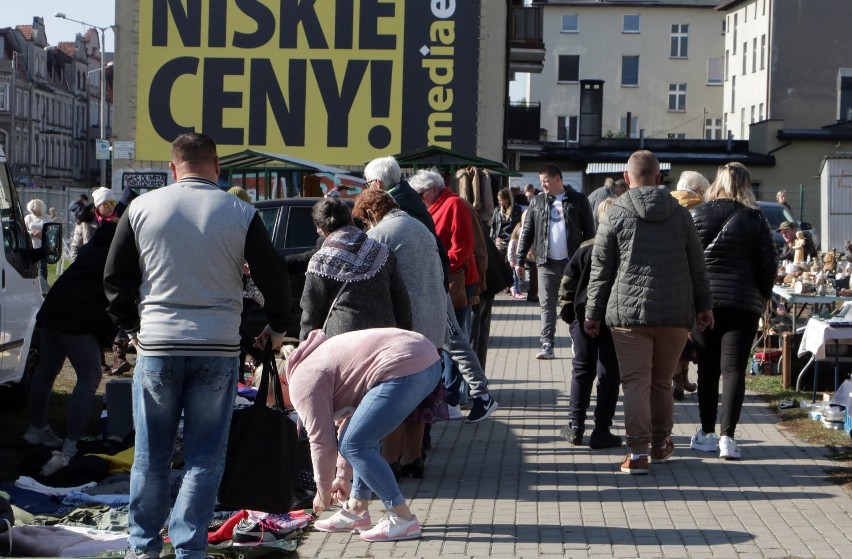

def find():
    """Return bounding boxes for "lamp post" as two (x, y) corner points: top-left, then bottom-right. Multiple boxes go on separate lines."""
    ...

(54, 12), (111, 188)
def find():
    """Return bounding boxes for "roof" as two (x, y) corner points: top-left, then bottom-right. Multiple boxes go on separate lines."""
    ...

(15, 25), (33, 40)
(218, 149), (351, 174)
(538, 1), (719, 7)
(391, 145), (521, 176)
(586, 162), (671, 174)
(58, 42), (76, 57)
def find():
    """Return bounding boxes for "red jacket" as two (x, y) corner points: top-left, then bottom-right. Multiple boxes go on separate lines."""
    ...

(428, 188), (479, 286)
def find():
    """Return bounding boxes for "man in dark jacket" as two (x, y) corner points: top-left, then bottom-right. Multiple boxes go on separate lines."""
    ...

(777, 220), (816, 262)
(515, 164), (595, 359)
(585, 150), (713, 475)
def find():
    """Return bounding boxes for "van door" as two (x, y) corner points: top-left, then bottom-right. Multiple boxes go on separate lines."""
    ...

(0, 158), (40, 384)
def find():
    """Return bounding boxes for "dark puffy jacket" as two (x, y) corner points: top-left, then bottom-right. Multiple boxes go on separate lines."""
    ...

(690, 199), (777, 316)
(516, 187), (595, 266)
(586, 186), (712, 329)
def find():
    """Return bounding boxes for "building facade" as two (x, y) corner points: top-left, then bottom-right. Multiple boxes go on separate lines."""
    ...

(527, 0), (724, 144)
(719, 0), (852, 139)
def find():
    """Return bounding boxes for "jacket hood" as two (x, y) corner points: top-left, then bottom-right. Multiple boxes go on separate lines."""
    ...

(619, 186), (680, 223)
(285, 328), (328, 384)
(671, 190), (704, 210)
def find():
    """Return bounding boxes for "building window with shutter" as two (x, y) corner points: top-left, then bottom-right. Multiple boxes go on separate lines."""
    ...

(708, 57), (723, 85)
(557, 55), (580, 83)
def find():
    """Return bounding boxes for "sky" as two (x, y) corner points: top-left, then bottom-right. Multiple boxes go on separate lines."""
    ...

(2, 1), (116, 52)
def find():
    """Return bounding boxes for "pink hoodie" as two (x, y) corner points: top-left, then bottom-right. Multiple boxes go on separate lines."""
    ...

(285, 328), (440, 491)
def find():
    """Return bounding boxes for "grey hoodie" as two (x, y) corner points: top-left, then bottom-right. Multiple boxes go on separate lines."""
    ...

(585, 186), (712, 329)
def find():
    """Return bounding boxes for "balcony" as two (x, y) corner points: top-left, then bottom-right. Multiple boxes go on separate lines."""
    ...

(509, 6), (545, 74)
(507, 102), (541, 142)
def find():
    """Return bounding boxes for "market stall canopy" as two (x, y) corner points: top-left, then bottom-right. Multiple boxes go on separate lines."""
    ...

(219, 149), (352, 174)
(390, 146), (522, 176)
(586, 161), (672, 174)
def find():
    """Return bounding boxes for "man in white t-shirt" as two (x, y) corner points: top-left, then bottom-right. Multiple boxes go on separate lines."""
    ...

(515, 164), (595, 359)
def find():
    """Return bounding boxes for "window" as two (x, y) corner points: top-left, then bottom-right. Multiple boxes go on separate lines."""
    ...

(90, 100), (99, 127)
(759, 102), (764, 120)
(742, 42), (747, 74)
(763, 0), (766, 15)
(668, 83), (686, 111)
(732, 14), (738, 51)
(561, 14), (579, 33)
(740, 108), (746, 138)
(725, 50), (729, 80)
(705, 118), (723, 140)
(623, 14), (640, 33)
(557, 116), (579, 143)
(620, 115), (639, 138)
(752, 38), (757, 72)
(621, 56), (639, 86)
(557, 55), (580, 82)
(0, 84), (8, 112)
(751, 105), (756, 123)
(708, 57), (723, 85)
(731, 76), (736, 112)
(760, 35), (766, 69)
(670, 24), (688, 58)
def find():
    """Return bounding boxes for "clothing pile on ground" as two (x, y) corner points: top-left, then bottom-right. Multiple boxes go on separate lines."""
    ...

(1, 383), (316, 557)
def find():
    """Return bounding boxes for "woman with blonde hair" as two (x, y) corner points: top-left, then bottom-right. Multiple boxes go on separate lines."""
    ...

(688, 162), (776, 459)
(25, 199), (49, 279)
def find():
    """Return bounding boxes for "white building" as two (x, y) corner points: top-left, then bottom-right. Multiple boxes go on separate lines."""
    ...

(528, 0), (724, 143)
(719, 0), (852, 139)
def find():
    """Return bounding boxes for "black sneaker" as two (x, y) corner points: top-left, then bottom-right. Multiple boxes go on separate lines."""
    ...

(466, 396), (498, 423)
(560, 423), (584, 445)
(589, 429), (623, 449)
(232, 516), (293, 546)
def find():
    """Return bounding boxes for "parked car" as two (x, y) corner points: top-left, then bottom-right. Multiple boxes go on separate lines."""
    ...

(756, 201), (820, 252)
(253, 197), (355, 338)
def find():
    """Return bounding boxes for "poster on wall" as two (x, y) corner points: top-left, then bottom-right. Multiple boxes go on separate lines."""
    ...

(134, 0), (481, 164)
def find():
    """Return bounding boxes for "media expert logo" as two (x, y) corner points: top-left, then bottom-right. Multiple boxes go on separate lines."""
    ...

(134, 0), (480, 164)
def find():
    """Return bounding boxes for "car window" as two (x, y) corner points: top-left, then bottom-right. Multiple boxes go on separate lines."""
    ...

(255, 207), (279, 244)
(284, 206), (320, 250)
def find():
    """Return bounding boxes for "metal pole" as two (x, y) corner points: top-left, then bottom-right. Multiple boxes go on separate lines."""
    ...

(9, 52), (17, 169)
(99, 27), (106, 188)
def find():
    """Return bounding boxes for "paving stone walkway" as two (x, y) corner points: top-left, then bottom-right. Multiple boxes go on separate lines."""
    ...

(295, 294), (852, 558)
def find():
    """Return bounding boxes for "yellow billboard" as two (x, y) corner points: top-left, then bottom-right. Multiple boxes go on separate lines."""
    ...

(135, 0), (481, 164)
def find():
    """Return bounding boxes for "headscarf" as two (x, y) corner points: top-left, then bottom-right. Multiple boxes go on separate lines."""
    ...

(307, 225), (389, 282)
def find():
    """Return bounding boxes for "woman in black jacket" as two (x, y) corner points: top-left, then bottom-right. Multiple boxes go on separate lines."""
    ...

(689, 163), (777, 460)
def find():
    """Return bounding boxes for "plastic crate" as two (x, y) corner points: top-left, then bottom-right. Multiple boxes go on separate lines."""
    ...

(846, 409), (852, 439)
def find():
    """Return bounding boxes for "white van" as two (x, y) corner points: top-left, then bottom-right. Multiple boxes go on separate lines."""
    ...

(0, 146), (62, 400)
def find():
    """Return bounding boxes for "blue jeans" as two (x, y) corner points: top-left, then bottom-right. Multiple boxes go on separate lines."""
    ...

(444, 285), (476, 406)
(128, 355), (238, 559)
(340, 360), (442, 509)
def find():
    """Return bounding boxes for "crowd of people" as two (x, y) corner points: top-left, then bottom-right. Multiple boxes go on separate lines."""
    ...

(19, 138), (789, 555)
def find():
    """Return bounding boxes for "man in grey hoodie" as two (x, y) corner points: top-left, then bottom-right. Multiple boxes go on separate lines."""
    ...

(584, 150), (713, 475)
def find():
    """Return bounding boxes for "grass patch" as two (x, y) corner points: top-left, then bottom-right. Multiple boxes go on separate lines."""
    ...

(746, 374), (852, 490)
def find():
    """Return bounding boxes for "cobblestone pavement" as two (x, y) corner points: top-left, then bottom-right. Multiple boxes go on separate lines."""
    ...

(295, 294), (852, 558)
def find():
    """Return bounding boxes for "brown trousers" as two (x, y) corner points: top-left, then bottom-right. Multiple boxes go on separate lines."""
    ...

(611, 326), (688, 454)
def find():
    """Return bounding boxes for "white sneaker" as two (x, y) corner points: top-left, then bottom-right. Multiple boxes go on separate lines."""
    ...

(447, 404), (463, 420)
(719, 436), (741, 460)
(23, 425), (63, 448)
(690, 427), (719, 452)
(359, 512), (421, 542)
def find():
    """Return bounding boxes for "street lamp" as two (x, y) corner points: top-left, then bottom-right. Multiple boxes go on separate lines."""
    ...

(54, 12), (112, 188)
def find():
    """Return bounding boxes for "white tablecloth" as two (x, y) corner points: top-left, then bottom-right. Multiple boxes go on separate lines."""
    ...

(798, 318), (852, 359)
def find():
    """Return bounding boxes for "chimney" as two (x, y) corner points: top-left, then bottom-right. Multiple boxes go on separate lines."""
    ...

(838, 68), (852, 122)
(579, 79), (604, 147)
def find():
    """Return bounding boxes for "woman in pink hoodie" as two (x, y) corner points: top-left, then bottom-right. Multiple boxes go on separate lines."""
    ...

(282, 327), (441, 542)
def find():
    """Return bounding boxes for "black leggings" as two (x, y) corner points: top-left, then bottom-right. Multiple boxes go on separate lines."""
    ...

(692, 307), (760, 437)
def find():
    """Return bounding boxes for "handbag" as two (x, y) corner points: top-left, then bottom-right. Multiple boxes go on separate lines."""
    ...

(448, 262), (469, 310)
(218, 340), (299, 514)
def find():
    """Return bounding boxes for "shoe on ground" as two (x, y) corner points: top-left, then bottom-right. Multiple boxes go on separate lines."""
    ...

(359, 512), (422, 542)
(233, 514), (298, 544)
(535, 343), (554, 360)
(589, 429), (622, 449)
(620, 453), (649, 475)
(650, 438), (674, 463)
(447, 404), (464, 420)
(560, 423), (584, 445)
(124, 550), (159, 559)
(683, 378), (697, 392)
(313, 504), (372, 534)
(399, 457), (425, 479)
(690, 427), (719, 452)
(23, 425), (63, 448)
(111, 360), (133, 376)
(466, 396), (498, 423)
(719, 435), (741, 460)
(510, 287), (520, 298)
(673, 384), (684, 402)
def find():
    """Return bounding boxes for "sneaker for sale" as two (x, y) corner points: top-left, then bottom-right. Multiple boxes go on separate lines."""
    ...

(719, 436), (741, 460)
(560, 423), (584, 445)
(466, 396), (498, 423)
(232, 514), (296, 544)
(359, 512), (422, 542)
(535, 343), (554, 360)
(619, 453), (649, 475)
(23, 425), (63, 448)
(650, 438), (674, 463)
(690, 427), (719, 452)
(313, 504), (372, 534)
(447, 404), (464, 420)
(588, 429), (622, 449)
